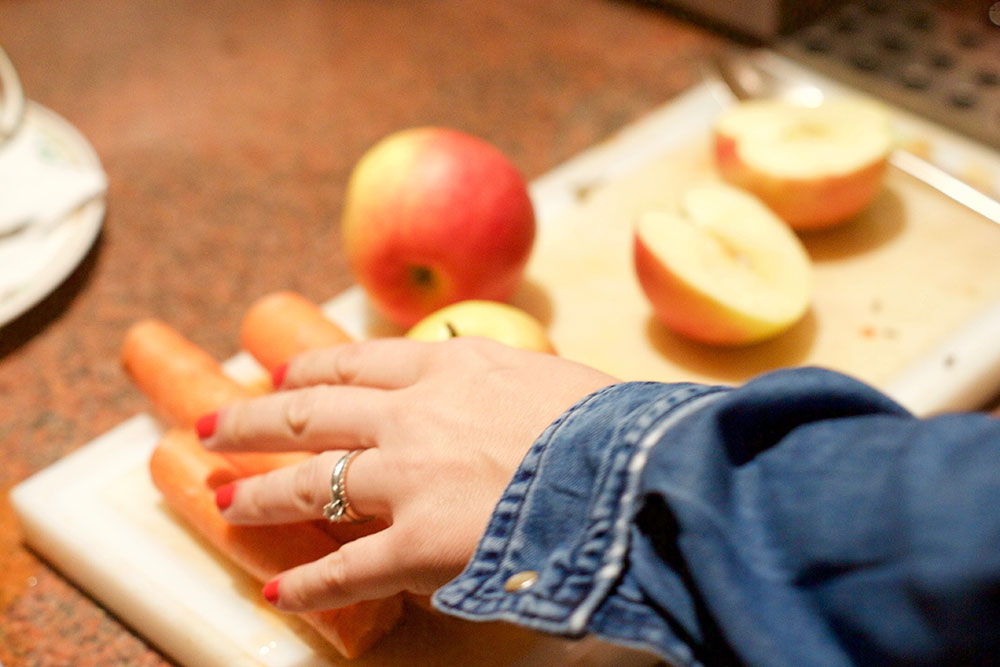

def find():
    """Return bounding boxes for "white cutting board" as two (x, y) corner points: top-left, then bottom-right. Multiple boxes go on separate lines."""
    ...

(10, 405), (655, 666)
(12, 53), (1000, 665)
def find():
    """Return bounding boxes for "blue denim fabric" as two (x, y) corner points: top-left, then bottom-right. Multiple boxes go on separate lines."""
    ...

(432, 367), (1000, 666)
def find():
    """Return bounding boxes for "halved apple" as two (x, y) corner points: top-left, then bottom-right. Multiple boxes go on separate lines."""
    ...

(713, 97), (893, 230)
(633, 183), (813, 346)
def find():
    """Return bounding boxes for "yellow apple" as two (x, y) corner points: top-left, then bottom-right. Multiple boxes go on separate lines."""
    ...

(633, 183), (813, 345)
(713, 97), (893, 230)
(341, 127), (536, 328)
(405, 300), (556, 353)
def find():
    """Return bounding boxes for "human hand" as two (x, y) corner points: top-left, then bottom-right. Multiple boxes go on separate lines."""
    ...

(199, 336), (617, 612)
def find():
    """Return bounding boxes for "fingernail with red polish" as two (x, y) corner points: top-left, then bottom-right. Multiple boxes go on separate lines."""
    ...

(215, 483), (236, 511)
(262, 578), (280, 604)
(271, 362), (288, 388)
(195, 411), (218, 439)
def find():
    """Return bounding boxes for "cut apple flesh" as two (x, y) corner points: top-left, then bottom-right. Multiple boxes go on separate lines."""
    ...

(634, 184), (813, 345)
(715, 98), (893, 178)
(712, 97), (894, 230)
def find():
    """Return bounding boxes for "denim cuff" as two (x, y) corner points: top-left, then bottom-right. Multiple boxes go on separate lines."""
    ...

(432, 380), (727, 660)
(434, 367), (1000, 665)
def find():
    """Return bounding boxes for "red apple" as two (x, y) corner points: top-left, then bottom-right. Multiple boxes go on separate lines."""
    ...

(341, 127), (536, 327)
(634, 183), (813, 345)
(713, 97), (893, 230)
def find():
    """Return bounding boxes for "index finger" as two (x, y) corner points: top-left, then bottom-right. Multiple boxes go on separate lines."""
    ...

(277, 338), (437, 390)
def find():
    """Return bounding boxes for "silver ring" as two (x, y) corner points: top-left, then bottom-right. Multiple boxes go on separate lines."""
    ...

(322, 450), (373, 523)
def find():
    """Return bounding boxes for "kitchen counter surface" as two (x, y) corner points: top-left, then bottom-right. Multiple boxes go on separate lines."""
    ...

(0, 1), (727, 663)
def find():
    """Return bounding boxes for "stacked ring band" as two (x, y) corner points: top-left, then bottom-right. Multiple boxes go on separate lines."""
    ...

(322, 450), (374, 523)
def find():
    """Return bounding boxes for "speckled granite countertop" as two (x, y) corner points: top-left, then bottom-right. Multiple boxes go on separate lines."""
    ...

(0, 1), (726, 663)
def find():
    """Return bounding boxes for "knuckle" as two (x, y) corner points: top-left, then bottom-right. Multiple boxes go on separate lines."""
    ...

(436, 335), (501, 365)
(225, 402), (255, 442)
(379, 391), (407, 422)
(440, 334), (483, 353)
(235, 481), (268, 521)
(330, 344), (364, 384)
(379, 527), (433, 591)
(282, 386), (328, 436)
(317, 552), (351, 600)
(291, 460), (326, 512)
(277, 573), (312, 610)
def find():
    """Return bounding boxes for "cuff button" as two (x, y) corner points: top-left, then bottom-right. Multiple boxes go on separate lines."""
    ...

(504, 570), (539, 592)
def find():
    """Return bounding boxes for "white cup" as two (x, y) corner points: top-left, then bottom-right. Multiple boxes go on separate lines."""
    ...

(0, 46), (26, 146)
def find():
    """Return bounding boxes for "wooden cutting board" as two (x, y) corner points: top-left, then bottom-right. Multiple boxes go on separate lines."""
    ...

(12, 63), (1000, 666)
(510, 136), (1000, 394)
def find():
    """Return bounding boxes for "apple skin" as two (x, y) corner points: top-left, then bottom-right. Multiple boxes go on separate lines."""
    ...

(635, 234), (751, 344)
(342, 127), (536, 328)
(714, 134), (887, 230)
(713, 98), (893, 230)
(405, 300), (556, 354)
(633, 184), (813, 346)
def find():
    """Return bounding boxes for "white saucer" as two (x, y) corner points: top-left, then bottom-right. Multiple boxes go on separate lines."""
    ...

(0, 102), (106, 327)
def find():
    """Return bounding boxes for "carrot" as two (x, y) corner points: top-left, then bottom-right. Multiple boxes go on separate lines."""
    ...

(121, 318), (308, 476)
(123, 309), (394, 653)
(121, 315), (388, 529)
(240, 291), (353, 373)
(121, 318), (256, 429)
(124, 313), (385, 509)
(150, 428), (403, 658)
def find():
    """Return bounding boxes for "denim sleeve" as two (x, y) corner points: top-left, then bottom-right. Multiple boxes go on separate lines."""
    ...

(431, 367), (1000, 666)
